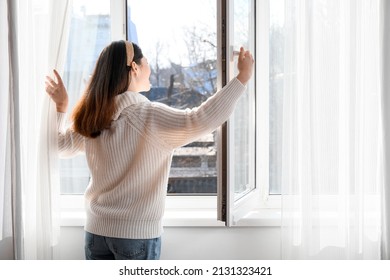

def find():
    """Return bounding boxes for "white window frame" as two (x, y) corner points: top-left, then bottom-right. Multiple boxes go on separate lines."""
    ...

(256, 0), (281, 210)
(60, 0), (281, 228)
(110, 0), (126, 40)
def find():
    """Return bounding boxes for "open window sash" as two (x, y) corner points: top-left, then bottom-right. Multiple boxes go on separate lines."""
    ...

(217, 0), (267, 226)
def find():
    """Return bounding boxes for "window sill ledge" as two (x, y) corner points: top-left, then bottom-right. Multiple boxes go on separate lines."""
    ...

(60, 208), (281, 228)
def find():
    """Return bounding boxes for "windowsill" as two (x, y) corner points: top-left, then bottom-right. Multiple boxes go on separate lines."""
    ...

(60, 208), (281, 228)
(163, 208), (281, 227)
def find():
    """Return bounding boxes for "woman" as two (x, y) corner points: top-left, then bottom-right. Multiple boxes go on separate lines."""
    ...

(45, 40), (254, 260)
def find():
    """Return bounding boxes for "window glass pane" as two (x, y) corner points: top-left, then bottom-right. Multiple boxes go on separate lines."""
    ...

(60, 0), (111, 194)
(269, 0), (284, 195)
(231, 0), (256, 201)
(127, 0), (217, 195)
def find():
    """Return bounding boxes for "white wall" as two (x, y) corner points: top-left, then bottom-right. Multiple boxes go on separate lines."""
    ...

(54, 226), (281, 260)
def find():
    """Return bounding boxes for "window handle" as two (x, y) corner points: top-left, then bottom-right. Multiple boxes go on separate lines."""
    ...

(230, 46), (240, 61)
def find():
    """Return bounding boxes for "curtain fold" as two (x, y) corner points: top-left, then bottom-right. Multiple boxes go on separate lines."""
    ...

(7, 0), (23, 260)
(380, 0), (390, 260)
(281, 0), (382, 259)
(0, 0), (18, 259)
(0, 0), (11, 242)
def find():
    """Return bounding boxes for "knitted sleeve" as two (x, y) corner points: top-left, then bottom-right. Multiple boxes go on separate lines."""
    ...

(144, 77), (247, 149)
(57, 113), (85, 158)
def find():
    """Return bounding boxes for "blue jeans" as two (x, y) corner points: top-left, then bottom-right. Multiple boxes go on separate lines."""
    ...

(84, 231), (161, 260)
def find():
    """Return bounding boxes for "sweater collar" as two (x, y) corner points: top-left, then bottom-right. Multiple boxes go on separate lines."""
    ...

(113, 91), (149, 120)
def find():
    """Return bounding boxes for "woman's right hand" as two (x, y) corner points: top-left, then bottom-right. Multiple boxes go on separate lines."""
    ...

(45, 69), (69, 113)
(236, 47), (254, 85)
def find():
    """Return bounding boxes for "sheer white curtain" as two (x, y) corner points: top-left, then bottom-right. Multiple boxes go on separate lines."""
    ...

(281, 0), (382, 259)
(34, 0), (72, 258)
(0, 0), (71, 259)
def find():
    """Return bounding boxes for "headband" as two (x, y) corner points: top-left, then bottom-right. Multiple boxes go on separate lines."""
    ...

(125, 41), (134, 67)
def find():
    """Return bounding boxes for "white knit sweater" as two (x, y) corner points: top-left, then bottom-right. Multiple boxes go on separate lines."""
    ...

(57, 77), (246, 239)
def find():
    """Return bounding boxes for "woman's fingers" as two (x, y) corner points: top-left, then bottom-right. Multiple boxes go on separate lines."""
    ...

(53, 69), (64, 86)
(45, 69), (64, 88)
(45, 76), (57, 88)
(238, 47), (254, 64)
(236, 47), (254, 85)
(239, 47), (246, 61)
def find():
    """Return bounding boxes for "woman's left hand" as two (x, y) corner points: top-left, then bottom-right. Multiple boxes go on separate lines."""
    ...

(45, 69), (69, 113)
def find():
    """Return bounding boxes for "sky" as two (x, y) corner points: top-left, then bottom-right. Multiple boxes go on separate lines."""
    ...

(72, 0), (216, 67)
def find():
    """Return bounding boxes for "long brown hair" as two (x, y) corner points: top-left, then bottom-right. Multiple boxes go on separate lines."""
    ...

(71, 40), (143, 138)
